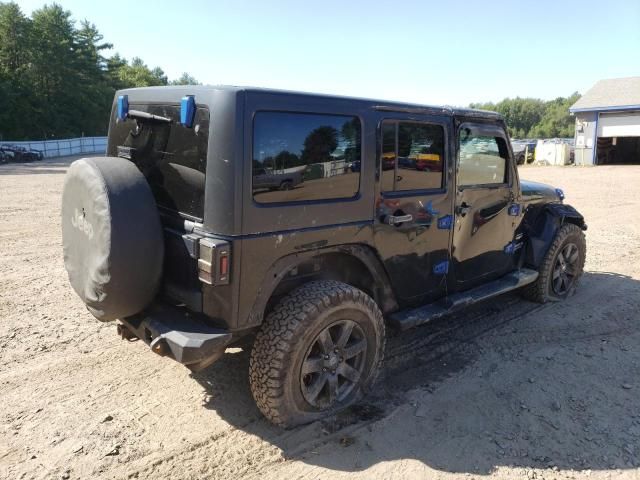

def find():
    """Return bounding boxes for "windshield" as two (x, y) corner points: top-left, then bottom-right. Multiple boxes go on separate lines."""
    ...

(107, 103), (210, 221)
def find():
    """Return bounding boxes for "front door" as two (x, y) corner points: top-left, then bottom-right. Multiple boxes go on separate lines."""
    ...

(373, 116), (454, 307)
(452, 122), (519, 290)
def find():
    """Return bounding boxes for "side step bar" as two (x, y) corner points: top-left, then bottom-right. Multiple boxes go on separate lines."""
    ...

(389, 268), (539, 331)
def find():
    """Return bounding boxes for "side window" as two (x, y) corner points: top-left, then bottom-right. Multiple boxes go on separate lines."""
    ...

(458, 128), (509, 187)
(252, 112), (361, 203)
(380, 121), (445, 192)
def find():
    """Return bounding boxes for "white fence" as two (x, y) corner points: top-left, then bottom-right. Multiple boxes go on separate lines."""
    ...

(0, 137), (107, 158)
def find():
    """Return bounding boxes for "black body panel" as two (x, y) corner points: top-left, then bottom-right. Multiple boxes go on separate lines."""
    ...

(106, 86), (585, 341)
(451, 121), (519, 289)
(372, 112), (455, 306)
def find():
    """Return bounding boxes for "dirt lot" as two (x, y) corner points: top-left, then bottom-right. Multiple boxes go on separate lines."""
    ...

(1, 158), (639, 480)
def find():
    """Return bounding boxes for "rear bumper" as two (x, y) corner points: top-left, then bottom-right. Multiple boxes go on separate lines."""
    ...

(120, 304), (232, 371)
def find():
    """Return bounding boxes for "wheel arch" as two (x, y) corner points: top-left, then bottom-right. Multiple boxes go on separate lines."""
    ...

(523, 203), (587, 268)
(244, 244), (398, 329)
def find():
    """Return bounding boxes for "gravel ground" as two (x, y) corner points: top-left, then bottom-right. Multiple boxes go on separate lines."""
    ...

(1, 157), (639, 480)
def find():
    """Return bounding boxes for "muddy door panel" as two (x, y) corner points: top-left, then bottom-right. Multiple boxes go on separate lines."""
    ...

(452, 123), (518, 289)
(373, 117), (454, 307)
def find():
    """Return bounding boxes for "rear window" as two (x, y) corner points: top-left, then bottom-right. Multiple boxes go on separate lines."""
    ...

(107, 104), (209, 221)
(252, 111), (361, 204)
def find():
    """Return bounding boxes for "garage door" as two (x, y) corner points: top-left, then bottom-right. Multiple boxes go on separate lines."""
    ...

(598, 112), (640, 137)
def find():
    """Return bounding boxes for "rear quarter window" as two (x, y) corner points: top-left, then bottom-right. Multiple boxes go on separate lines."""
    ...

(252, 111), (361, 204)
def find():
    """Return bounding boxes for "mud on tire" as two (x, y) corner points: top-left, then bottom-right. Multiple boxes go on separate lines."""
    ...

(249, 280), (385, 427)
(522, 223), (586, 303)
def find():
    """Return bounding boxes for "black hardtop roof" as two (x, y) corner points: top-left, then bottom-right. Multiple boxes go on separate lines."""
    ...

(118, 84), (503, 120)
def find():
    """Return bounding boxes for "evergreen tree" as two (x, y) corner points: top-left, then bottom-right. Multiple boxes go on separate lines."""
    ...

(0, 1), (199, 140)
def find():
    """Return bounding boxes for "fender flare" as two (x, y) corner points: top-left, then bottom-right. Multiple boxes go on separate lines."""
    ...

(524, 203), (586, 268)
(243, 244), (398, 329)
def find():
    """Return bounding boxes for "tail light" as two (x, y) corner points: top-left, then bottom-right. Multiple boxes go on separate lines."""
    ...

(198, 238), (230, 285)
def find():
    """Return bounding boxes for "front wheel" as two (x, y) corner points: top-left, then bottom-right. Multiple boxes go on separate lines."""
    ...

(249, 281), (385, 427)
(522, 223), (586, 303)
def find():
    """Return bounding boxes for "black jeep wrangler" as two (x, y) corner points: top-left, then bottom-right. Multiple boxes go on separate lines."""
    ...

(61, 86), (586, 426)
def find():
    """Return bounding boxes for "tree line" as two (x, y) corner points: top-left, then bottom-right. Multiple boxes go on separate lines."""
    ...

(469, 93), (580, 139)
(0, 2), (199, 141)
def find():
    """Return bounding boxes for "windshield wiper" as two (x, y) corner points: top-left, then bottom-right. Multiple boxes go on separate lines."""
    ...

(128, 109), (172, 123)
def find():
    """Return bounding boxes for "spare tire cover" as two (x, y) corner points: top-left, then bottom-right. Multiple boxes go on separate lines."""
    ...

(61, 156), (164, 321)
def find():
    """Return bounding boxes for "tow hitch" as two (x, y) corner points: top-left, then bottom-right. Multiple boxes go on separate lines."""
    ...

(116, 323), (138, 341)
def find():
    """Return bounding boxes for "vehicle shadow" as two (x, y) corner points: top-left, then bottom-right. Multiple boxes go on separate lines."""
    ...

(190, 271), (640, 474)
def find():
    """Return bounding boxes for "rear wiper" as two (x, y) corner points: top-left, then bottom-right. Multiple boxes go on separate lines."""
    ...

(128, 109), (172, 123)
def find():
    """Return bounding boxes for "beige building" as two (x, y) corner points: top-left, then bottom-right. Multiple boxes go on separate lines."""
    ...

(570, 76), (640, 165)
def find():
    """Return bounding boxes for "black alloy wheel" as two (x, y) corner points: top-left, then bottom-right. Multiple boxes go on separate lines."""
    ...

(300, 320), (367, 409)
(551, 242), (580, 295)
(249, 280), (385, 427)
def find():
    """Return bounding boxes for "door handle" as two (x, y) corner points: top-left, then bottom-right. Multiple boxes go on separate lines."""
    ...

(385, 214), (413, 225)
(456, 202), (472, 216)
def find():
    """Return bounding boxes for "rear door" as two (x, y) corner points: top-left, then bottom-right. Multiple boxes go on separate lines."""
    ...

(451, 122), (519, 290)
(107, 102), (210, 311)
(373, 115), (455, 307)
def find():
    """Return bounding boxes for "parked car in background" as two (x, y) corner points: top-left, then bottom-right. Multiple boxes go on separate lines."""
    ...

(0, 147), (13, 164)
(0, 144), (44, 163)
(511, 140), (537, 165)
(414, 153), (443, 171)
(253, 167), (303, 191)
(382, 151), (396, 170)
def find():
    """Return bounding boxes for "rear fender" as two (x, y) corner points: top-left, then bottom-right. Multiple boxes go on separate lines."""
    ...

(524, 203), (586, 268)
(244, 244), (398, 329)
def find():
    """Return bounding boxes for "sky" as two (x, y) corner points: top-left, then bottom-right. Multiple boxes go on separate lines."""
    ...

(16, 0), (640, 106)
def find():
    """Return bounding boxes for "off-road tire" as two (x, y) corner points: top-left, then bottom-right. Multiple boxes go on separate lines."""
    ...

(522, 223), (586, 303)
(249, 280), (385, 427)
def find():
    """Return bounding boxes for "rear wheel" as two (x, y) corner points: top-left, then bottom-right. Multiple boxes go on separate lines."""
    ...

(522, 223), (586, 303)
(249, 280), (385, 427)
(279, 180), (293, 191)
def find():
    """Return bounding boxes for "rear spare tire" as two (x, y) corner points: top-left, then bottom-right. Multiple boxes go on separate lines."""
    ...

(61, 156), (164, 321)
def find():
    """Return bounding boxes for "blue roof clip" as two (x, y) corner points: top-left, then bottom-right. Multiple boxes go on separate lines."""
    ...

(180, 95), (196, 128)
(117, 95), (129, 121)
